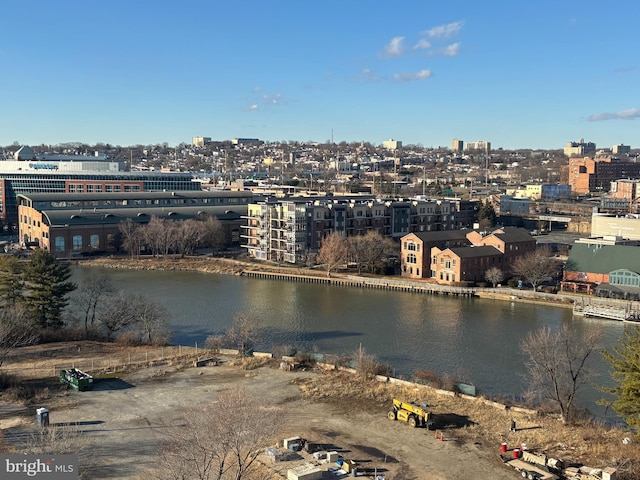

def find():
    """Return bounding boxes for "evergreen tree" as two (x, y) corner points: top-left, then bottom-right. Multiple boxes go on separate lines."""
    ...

(0, 256), (24, 306)
(477, 200), (496, 228)
(22, 250), (76, 329)
(601, 326), (640, 430)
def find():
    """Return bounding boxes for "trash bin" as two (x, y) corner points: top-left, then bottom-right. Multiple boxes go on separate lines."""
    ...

(36, 408), (49, 428)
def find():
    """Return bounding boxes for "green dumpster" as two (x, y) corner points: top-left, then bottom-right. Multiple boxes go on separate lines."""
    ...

(60, 368), (94, 391)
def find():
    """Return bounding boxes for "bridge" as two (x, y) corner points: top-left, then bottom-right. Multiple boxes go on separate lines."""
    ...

(538, 214), (573, 223)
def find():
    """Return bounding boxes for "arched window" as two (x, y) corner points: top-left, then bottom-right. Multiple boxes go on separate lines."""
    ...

(54, 237), (65, 252)
(407, 253), (417, 264)
(609, 269), (640, 287)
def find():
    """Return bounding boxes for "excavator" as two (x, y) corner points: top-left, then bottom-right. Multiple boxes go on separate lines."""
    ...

(387, 398), (435, 429)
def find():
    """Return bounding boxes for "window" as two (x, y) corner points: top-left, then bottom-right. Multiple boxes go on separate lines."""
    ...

(407, 242), (417, 251)
(54, 237), (65, 252)
(72, 235), (83, 250)
(90, 234), (99, 249)
(407, 253), (417, 264)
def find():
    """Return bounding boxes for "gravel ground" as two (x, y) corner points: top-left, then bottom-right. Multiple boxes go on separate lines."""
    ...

(3, 358), (519, 480)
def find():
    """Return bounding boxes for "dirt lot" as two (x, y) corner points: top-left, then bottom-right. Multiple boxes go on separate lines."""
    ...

(0, 342), (636, 480)
(0, 348), (522, 480)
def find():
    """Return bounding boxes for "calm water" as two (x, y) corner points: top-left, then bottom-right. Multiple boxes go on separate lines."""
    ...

(70, 267), (626, 419)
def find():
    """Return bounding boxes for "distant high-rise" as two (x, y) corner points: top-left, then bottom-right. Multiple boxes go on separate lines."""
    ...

(564, 139), (596, 157)
(192, 137), (211, 147)
(451, 138), (464, 153)
(465, 140), (491, 154)
(612, 144), (631, 155)
(382, 139), (402, 151)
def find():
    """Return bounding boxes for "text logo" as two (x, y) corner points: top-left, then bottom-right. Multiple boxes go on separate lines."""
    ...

(1, 455), (77, 479)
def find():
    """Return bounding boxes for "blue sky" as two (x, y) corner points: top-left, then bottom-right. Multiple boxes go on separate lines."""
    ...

(1, 1), (638, 149)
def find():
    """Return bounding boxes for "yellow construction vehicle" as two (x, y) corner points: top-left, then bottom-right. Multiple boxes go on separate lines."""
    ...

(387, 398), (435, 429)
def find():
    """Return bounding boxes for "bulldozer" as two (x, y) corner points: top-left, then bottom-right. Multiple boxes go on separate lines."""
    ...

(387, 398), (435, 429)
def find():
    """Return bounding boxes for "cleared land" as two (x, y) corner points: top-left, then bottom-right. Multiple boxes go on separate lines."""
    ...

(0, 342), (637, 479)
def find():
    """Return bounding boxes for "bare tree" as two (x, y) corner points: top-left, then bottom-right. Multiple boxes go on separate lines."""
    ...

(520, 325), (600, 424)
(200, 214), (226, 256)
(484, 267), (504, 288)
(119, 218), (143, 258)
(348, 231), (396, 274)
(131, 294), (170, 345)
(316, 231), (348, 277)
(154, 388), (280, 480)
(144, 216), (176, 257)
(0, 304), (38, 368)
(98, 291), (139, 340)
(173, 219), (204, 257)
(75, 272), (116, 334)
(225, 312), (262, 354)
(354, 344), (379, 380)
(511, 247), (558, 290)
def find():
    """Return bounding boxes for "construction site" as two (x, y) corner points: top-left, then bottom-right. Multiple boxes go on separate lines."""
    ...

(0, 342), (634, 479)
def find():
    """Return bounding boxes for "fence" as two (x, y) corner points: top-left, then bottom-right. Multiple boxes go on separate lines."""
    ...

(2, 344), (207, 380)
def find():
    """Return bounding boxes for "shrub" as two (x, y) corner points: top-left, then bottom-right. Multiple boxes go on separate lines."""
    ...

(413, 369), (442, 387)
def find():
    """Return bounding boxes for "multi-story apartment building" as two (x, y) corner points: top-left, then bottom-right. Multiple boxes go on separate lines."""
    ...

(242, 196), (459, 264)
(192, 137), (211, 147)
(382, 139), (402, 151)
(451, 138), (464, 153)
(400, 231), (471, 279)
(430, 245), (504, 284)
(609, 179), (640, 202)
(565, 157), (640, 194)
(564, 139), (596, 157)
(401, 227), (535, 284)
(612, 144), (631, 155)
(464, 140), (491, 153)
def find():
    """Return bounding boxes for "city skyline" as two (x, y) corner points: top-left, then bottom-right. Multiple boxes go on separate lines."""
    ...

(1, 1), (638, 150)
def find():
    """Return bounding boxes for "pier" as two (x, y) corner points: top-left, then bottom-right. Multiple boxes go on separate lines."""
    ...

(573, 300), (640, 322)
(241, 270), (477, 297)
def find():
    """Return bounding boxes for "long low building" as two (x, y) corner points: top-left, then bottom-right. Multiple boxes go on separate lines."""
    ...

(17, 191), (254, 257)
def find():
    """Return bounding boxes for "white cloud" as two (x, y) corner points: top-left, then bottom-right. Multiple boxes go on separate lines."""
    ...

(383, 36), (405, 57)
(247, 104), (258, 111)
(393, 69), (432, 82)
(442, 42), (461, 57)
(413, 39), (431, 50)
(423, 21), (463, 39)
(587, 108), (640, 121)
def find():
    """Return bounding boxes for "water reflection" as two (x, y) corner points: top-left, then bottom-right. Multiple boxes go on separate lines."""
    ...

(71, 266), (624, 419)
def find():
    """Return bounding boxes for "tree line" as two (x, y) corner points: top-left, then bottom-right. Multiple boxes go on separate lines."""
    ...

(0, 249), (171, 368)
(119, 214), (226, 258)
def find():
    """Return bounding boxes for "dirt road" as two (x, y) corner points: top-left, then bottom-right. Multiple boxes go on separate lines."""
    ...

(13, 360), (518, 479)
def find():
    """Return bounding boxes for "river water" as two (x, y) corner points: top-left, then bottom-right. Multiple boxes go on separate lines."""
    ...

(71, 266), (626, 420)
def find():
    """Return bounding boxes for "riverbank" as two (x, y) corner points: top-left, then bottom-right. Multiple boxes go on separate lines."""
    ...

(79, 255), (579, 309)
